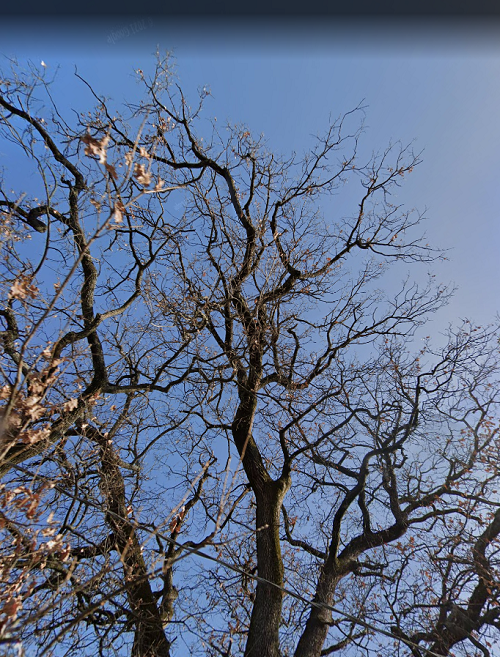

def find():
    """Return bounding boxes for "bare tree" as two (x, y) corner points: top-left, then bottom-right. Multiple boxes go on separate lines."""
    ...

(0, 55), (499, 657)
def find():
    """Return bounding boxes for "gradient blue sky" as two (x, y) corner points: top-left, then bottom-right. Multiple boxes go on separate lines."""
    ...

(2, 18), (499, 339)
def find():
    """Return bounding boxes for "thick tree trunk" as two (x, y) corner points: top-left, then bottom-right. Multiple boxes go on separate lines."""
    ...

(232, 370), (290, 657)
(293, 559), (342, 657)
(97, 433), (171, 657)
(245, 482), (288, 657)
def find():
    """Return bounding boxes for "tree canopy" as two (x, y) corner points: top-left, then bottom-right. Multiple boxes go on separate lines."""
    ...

(0, 55), (499, 657)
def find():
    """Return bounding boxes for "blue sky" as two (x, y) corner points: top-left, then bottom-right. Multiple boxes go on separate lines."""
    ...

(2, 18), (500, 338)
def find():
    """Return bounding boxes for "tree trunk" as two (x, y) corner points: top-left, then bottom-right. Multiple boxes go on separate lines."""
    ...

(293, 561), (341, 657)
(98, 433), (171, 657)
(245, 481), (288, 657)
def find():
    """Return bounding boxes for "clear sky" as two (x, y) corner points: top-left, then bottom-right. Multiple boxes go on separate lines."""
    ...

(2, 17), (500, 339)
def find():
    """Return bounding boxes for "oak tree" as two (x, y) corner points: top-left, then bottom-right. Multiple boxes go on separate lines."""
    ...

(0, 55), (499, 657)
